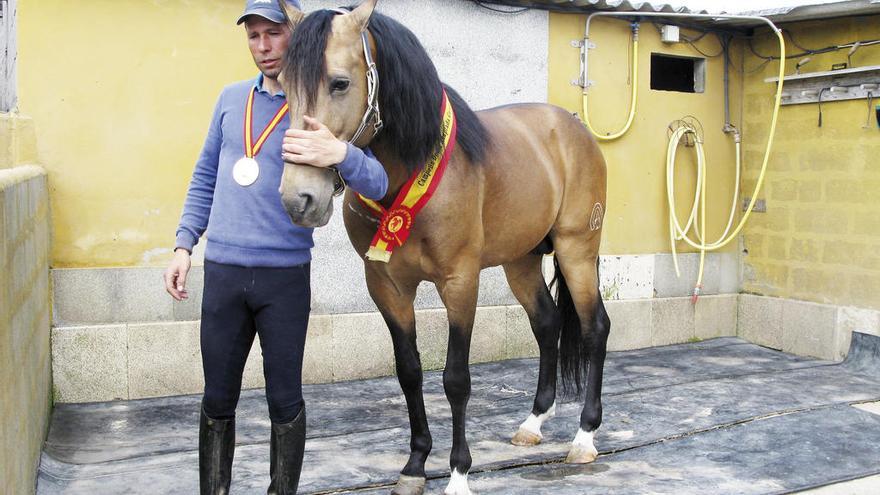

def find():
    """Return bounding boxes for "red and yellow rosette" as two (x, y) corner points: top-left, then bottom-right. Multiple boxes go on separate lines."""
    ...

(357, 90), (457, 263)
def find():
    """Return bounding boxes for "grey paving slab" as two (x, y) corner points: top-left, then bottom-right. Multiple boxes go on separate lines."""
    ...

(36, 334), (880, 494)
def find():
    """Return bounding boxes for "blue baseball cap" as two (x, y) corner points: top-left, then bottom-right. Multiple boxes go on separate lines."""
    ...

(236, 0), (302, 25)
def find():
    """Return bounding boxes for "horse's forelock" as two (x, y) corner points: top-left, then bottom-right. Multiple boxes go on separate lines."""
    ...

(284, 9), (337, 113)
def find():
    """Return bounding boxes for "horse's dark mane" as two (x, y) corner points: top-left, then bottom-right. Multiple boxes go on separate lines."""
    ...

(284, 9), (489, 171)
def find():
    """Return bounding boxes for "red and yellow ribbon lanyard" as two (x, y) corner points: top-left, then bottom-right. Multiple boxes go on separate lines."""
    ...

(357, 90), (457, 263)
(244, 87), (289, 159)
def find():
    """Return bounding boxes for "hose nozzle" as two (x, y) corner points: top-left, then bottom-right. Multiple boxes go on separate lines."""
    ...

(691, 284), (703, 305)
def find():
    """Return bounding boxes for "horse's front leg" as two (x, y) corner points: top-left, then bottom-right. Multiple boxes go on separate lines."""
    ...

(437, 271), (479, 495)
(366, 271), (431, 495)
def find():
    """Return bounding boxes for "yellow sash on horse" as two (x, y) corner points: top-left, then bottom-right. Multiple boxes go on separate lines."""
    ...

(358, 90), (457, 263)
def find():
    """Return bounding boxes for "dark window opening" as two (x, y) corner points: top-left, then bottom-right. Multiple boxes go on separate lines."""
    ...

(651, 53), (705, 93)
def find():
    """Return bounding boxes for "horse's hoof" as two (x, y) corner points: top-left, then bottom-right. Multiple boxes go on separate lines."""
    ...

(511, 427), (542, 446)
(565, 445), (598, 464)
(391, 474), (426, 495)
(444, 469), (472, 495)
(566, 428), (598, 464)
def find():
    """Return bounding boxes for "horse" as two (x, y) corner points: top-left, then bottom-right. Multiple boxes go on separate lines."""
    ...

(276, 1), (610, 494)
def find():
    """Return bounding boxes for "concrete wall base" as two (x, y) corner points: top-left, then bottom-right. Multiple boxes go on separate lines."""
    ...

(52, 291), (880, 405)
(738, 294), (880, 362)
(51, 294), (739, 403)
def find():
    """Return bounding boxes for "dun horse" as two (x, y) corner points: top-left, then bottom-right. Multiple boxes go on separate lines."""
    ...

(277, 2), (610, 494)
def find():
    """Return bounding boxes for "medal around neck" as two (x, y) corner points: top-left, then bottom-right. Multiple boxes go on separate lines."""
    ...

(233, 157), (260, 186)
(235, 87), (289, 187)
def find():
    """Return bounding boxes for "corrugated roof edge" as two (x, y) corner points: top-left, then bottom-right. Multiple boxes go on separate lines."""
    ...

(474, 0), (880, 26)
(470, 0), (708, 14)
(737, 0), (880, 22)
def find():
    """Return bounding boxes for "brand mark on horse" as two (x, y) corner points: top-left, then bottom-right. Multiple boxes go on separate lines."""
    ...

(590, 203), (604, 231)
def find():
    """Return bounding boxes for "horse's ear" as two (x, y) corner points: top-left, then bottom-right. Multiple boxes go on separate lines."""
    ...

(349, 0), (378, 32)
(277, 0), (305, 31)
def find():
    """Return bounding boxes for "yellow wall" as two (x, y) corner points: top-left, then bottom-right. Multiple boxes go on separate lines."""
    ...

(18, 0), (256, 267)
(549, 13), (743, 254)
(18, 3), (746, 268)
(741, 16), (880, 310)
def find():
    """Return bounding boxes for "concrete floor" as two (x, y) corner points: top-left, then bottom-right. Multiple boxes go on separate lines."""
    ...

(37, 333), (880, 494)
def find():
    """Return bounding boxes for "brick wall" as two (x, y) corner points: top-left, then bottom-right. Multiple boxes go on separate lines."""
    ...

(1, 160), (51, 490)
(740, 16), (880, 310)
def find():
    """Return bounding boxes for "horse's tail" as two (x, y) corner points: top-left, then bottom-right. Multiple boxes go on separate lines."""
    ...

(553, 256), (593, 398)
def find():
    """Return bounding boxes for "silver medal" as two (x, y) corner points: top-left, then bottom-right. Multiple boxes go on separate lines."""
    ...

(233, 157), (260, 187)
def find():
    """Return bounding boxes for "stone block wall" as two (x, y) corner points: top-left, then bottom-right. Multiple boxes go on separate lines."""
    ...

(740, 17), (880, 310)
(50, 253), (739, 403)
(739, 294), (880, 362)
(0, 164), (51, 495)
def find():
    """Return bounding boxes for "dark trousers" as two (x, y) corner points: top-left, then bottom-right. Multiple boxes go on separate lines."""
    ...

(200, 260), (311, 424)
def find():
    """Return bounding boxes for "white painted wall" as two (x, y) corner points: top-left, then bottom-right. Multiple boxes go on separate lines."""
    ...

(0, 0), (16, 112)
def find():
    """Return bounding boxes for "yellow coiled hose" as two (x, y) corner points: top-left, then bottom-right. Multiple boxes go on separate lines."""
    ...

(666, 125), (742, 298)
(579, 13), (786, 301)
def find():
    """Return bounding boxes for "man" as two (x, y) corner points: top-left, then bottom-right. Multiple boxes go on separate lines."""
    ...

(163, 1), (388, 493)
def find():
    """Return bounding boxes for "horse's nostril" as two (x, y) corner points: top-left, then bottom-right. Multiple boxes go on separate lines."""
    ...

(300, 193), (314, 213)
(281, 193), (306, 216)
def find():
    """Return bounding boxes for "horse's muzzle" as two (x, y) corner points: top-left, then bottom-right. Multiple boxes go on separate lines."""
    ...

(281, 192), (332, 228)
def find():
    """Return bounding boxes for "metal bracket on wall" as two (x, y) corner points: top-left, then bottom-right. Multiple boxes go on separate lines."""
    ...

(765, 65), (880, 105)
(571, 40), (597, 50)
(742, 198), (767, 213)
(571, 79), (595, 87)
(571, 39), (597, 87)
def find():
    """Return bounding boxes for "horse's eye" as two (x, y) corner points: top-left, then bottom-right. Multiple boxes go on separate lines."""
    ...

(330, 78), (350, 93)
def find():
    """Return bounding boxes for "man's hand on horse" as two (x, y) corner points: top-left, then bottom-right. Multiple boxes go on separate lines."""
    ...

(282, 115), (348, 168)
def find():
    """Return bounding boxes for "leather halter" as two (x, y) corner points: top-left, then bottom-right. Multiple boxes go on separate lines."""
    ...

(327, 8), (383, 197)
(349, 30), (383, 145)
(329, 8), (383, 145)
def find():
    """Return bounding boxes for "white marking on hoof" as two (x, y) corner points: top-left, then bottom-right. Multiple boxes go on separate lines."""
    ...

(565, 428), (599, 464)
(444, 469), (472, 495)
(512, 402), (556, 445)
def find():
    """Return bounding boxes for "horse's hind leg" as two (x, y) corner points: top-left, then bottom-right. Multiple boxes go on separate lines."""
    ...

(365, 270), (430, 495)
(552, 233), (611, 464)
(503, 254), (561, 446)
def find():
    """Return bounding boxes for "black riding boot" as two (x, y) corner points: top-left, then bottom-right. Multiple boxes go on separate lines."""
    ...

(199, 408), (235, 495)
(267, 407), (306, 495)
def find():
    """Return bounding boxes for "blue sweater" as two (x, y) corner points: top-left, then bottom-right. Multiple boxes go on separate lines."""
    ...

(175, 76), (388, 267)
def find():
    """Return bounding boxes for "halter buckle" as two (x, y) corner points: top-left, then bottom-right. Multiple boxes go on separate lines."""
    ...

(331, 167), (346, 197)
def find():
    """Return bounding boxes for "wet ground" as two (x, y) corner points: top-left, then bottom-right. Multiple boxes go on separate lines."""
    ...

(37, 334), (880, 494)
